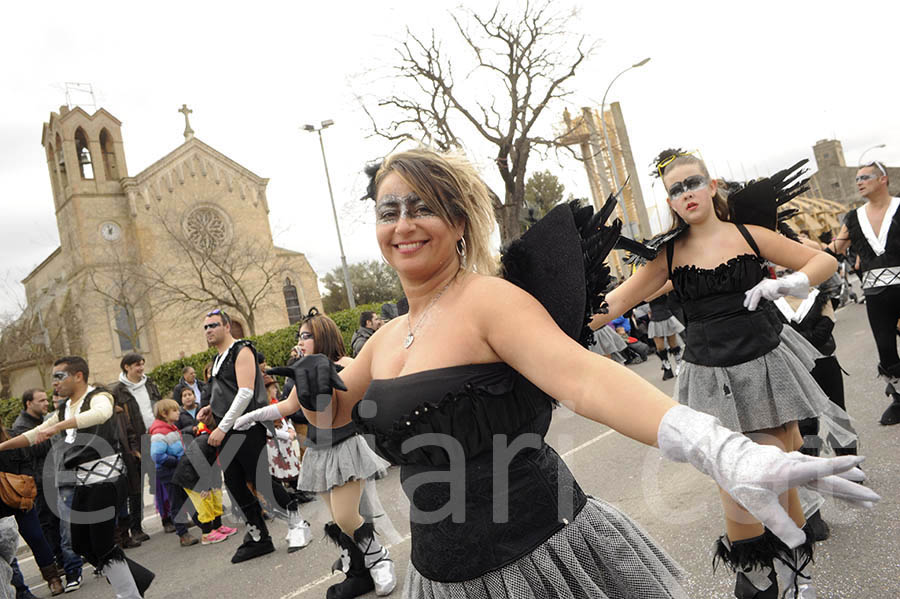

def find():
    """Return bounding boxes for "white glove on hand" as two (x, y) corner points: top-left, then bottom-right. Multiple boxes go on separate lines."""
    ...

(658, 405), (879, 548)
(233, 403), (282, 432)
(743, 271), (809, 311)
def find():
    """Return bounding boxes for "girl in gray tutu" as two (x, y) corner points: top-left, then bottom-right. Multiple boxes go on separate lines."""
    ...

(646, 293), (684, 379)
(594, 150), (847, 598)
(235, 149), (875, 599)
(290, 310), (395, 598)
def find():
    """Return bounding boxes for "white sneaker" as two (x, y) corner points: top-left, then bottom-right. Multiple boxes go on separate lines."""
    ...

(286, 511), (311, 553)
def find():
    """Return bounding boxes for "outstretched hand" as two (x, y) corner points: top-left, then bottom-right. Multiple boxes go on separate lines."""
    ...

(658, 404), (880, 548)
(267, 354), (347, 412)
(724, 449), (877, 547)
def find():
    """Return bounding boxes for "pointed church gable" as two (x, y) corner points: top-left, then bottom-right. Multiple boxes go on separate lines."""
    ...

(131, 138), (266, 189)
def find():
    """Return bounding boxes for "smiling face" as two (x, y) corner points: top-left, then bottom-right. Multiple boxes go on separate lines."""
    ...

(375, 172), (464, 280)
(664, 163), (718, 225)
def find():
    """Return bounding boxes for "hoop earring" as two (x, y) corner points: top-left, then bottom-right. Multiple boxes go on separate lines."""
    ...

(380, 253), (390, 266)
(456, 237), (467, 269)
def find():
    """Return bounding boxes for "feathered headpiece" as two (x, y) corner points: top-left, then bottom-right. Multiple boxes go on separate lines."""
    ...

(360, 159), (383, 201)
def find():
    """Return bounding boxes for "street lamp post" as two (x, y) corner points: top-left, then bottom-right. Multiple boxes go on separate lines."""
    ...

(600, 57), (650, 238)
(304, 120), (356, 309)
(858, 143), (886, 166)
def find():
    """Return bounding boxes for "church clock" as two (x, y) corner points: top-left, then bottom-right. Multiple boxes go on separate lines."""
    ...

(100, 221), (122, 242)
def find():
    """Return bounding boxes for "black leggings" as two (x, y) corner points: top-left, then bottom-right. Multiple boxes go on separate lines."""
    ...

(221, 424), (293, 513)
(864, 286), (900, 374)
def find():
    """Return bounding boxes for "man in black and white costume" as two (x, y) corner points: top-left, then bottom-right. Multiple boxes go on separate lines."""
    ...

(196, 309), (311, 563)
(0, 356), (154, 598)
(829, 160), (900, 425)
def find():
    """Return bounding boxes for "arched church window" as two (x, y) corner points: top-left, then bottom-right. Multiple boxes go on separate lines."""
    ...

(283, 277), (302, 324)
(74, 128), (93, 180)
(230, 319), (245, 339)
(100, 128), (118, 180)
(55, 133), (65, 174)
(113, 303), (140, 352)
(46, 143), (61, 199)
(183, 205), (231, 252)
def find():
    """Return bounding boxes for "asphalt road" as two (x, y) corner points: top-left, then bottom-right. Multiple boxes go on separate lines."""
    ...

(16, 299), (900, 598)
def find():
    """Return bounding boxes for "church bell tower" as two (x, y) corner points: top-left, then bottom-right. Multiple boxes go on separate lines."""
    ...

(41, 106), (132, 270)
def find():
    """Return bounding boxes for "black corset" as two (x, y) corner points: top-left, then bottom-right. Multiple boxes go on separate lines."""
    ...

(672, 254), (781, 366)
(353, 362), (583, 580)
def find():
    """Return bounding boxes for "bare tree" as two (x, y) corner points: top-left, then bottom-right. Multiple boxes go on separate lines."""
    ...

(87, 250), (157, 353)
(364, 1), (596, 243)
(0, 295), (83, 395)
(136, 203), (290, 336)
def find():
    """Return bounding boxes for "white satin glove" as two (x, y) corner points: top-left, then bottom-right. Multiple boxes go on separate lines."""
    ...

(743, 271), (809, 311)
(233, 403), (282, 432)
(658, 405), (879, 548)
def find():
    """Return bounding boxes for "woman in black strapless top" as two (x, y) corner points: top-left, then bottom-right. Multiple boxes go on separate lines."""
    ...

(237, 149), (875, 599)
(593, 151), (847, 598)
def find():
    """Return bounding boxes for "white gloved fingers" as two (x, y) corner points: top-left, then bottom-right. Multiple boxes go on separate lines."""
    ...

(784, 453), (865, 486)
(743, 286), (764, 311)
(233, 415), (253, 431)
(838, 466), (866, 483)
(732, 486), (806, 548)
(803, 475), (881, 506)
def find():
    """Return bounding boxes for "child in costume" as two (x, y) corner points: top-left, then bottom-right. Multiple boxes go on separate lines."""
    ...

(592, 150), (856, 597)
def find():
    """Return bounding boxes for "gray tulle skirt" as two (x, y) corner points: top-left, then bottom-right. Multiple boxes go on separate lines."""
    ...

(298, 434), (389, 493)
(591, 326), (627, 355)
(674, 340), (824, 433)
(403, 497), (687, 599)
(647, 317), (685, 339)
(777, 326), (823, 371)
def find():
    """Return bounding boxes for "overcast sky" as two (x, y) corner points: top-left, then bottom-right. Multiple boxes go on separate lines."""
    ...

(2, 0), (898, 316)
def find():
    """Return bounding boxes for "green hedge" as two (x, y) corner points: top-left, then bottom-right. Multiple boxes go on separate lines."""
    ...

(148, 302), (387, 397)
(0, 396), (21, 429)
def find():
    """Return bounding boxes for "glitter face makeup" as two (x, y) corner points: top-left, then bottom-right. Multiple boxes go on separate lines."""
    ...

(375, 193), (437, 224)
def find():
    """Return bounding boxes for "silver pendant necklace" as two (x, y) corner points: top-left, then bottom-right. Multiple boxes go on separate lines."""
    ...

(404, 278), (455, 349)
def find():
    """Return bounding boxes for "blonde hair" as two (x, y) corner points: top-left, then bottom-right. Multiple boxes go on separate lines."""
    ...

(154, 398), (180, 420)
(660, 154), (730, 231)
(375, 148), (496, 275)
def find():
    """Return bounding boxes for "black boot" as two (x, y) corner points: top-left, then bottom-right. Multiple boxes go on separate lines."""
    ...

(879, 380), (900, 425)
(773, 529), (815, 598)
(325, 522), (350, 574)
(128, 494), (150, 542)
(657, 349), (674, 380)
(805, 509), (830, 542)
(231, 502), (275, 564)
(325, 526), (375, 599)
(714, 534), (780, 598)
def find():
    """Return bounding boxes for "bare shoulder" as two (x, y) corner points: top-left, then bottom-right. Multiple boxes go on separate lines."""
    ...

(464, 273), (538, 304)
(744, 224), (779, 241)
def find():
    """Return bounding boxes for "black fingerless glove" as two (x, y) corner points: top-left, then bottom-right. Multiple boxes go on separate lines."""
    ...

(267, 354), (347, 412)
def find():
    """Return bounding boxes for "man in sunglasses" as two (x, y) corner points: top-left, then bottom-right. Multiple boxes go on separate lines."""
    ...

(0, 356), (154, 598)
(828, 161), (900, 425)
(195, 309), (311, 563)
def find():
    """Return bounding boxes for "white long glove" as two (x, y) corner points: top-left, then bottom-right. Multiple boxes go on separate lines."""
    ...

(233, 403), (282, 431)
(743, 271), (809, 311)
(658, 405), (879, 548)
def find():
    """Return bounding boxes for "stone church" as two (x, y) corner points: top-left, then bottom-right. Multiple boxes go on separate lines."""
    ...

(0, 105), (321, 396)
